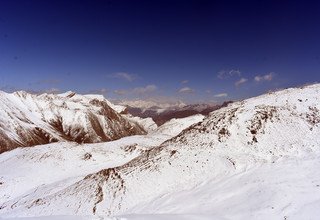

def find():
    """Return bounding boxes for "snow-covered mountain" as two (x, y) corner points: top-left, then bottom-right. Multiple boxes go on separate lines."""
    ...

(1, 84), (320, 219)
(118, 99), (186, 113)
(0, 91), (145, 153)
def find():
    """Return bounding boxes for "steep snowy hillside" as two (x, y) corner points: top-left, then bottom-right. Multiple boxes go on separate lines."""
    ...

(152, 114), (205, 136)
(0, 91), (145, 153)
(0, 112), (205, 217)
(1, 84), (320, 219)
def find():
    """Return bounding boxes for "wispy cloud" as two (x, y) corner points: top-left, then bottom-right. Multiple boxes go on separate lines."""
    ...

(114, 89), (127, 96)
(178, 87), (195, 94)
(44, 88), (60, 94)
(181, 80), (189, 84)
(112, 85), (157, 96)
(26, 88), (61, 94)
(108, 72), (136, 82)
(133, 84), (157, 94)
(214, 93), (228, 97)
(117, 96), (185, 107)
(235, 78), (248, 87)
(254, 72), (274, 82)
(218, 69), (241, 79)
(89, 88), (108, 95)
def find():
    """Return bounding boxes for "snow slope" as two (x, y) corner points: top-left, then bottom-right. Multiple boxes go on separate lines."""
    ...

(0, 91), (145, 153)
(0, 112), (205, 217)
(152, 114), (205, 136)
(130, 154), (320, 220)
(1, 84), (320, 219)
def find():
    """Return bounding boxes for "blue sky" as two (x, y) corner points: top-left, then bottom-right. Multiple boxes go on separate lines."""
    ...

(0, 0), (320, 103)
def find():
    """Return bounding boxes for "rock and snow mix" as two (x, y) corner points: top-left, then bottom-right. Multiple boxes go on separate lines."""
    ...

(0, 91), (145, 153)
(1, 84), (320, 220)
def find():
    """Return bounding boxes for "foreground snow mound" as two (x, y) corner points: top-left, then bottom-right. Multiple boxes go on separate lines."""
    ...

(1, 84), (320, 219)
(0, 91), (145, 153)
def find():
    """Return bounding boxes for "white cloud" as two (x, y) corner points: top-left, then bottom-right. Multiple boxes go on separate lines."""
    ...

(133, 84), (157, 94)
(214, 93), (228, 97)
(89, 88), (108, 95)
(254, 72), (274, 82)
(218, 69), (241, 79)
(235, 78), (248, 86)
(99, 88), (108, 94)
(112, 85), (157, 96)
(181, 80), (189, 84)
(108, 72), (135, 82)
(178, 87), (195, 94)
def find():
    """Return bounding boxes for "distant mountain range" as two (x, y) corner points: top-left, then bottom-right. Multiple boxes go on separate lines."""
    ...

(123, 101), (233, 125)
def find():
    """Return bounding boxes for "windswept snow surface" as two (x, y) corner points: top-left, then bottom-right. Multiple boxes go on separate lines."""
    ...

(129, 154), (320, 220)
(2, 153), (320, 220)
(1, 84), (320, 220)
(0, 214), (225, 220)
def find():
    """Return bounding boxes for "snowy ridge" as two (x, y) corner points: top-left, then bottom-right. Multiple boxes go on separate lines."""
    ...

(0, 91), (145, 153)
(1, 84), (320, 219)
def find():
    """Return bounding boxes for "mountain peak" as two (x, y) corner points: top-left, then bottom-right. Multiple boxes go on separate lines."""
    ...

(58, 91), (76, 98)
(0, 91), (145, 153)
